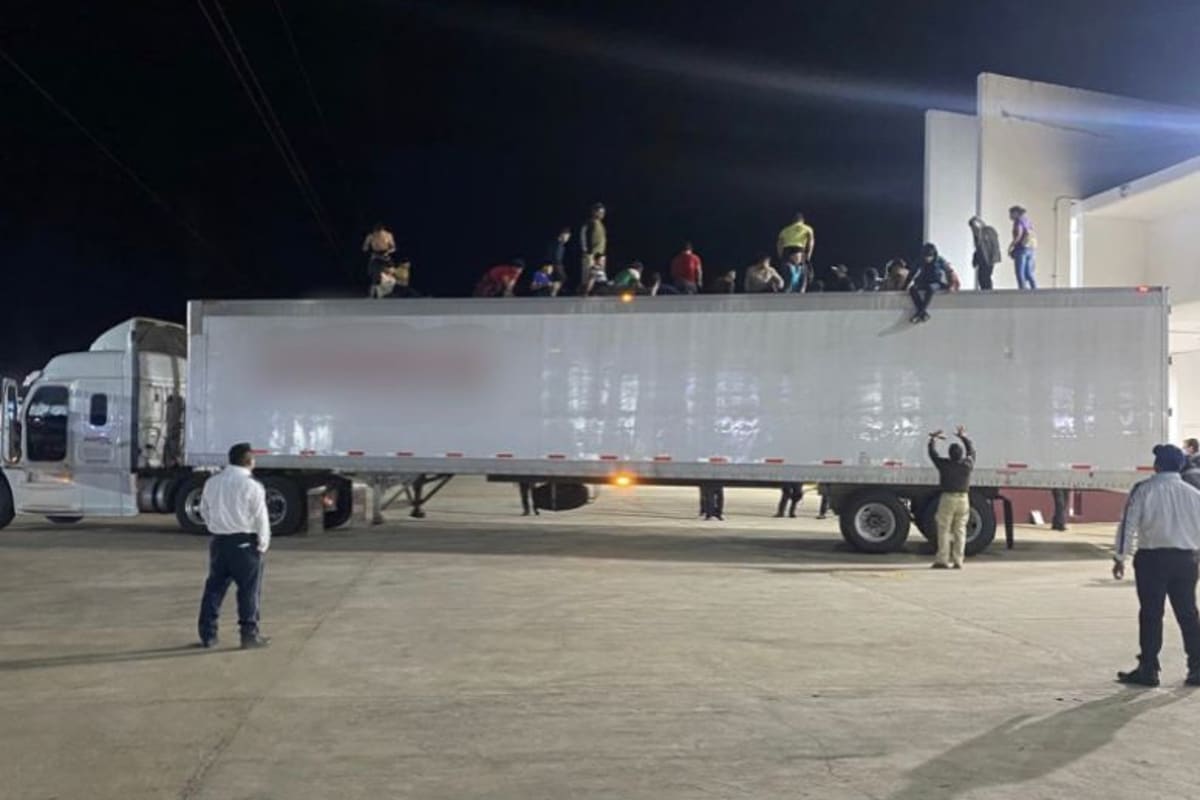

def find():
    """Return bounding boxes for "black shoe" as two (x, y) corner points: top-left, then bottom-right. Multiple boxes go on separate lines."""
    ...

(240, 636), (271, 650)
(773, 511), (784, 518)
(1186, 668), (1200, 687)
(522, 510), (531, 516)
(714, 514), (725, 521)
(931, 562), (950, 570)
(1117, 664), (1160, 687)
(910, 314), (922, 324)
(788, 510), (797, 518)
(197, 637), (218, 649)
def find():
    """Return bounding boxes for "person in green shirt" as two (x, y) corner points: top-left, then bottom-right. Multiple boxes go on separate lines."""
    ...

(613, 261), (644, 290)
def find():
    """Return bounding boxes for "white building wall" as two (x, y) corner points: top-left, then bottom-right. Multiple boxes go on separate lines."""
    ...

(976, 73), (1200, 289)
(923, 110), (978, 285)
(1079, 216), (1148, 287)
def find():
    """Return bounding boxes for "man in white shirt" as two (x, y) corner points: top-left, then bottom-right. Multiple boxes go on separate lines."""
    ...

(1112, 444), (1200, 687)
(196, 442), (271, 649)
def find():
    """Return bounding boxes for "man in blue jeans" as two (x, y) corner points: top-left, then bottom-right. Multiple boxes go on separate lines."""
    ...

(196, 442), (271, 649)
(1008, 205), (1037, 289)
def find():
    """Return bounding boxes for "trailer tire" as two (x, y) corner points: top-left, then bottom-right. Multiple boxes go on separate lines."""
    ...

(262, 475), (304, 536)
(0, 476), (13, 530)
(174, 474), (209, 535)
(153, 478), (180, 515)
(839, 490), (910, 553)
(323, 477), (353, 529)
(137, 480), (158, 513)
(917, 491), (997, 557)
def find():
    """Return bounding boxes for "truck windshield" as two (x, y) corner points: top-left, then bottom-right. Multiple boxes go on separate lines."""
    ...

(26, 385), (69, 462)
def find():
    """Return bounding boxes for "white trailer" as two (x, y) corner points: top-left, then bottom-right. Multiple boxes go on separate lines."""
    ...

(0, 289), (1168, 555)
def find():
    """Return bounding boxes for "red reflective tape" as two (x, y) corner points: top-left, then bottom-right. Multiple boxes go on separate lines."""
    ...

(709, 457), (729, 464)
(1136, 465), (1155, 472)
(1071, 464), (1092, 470)
(653, 455), (672, 462)
(250, 449), (270, 456)
(445, 452), (463, 458)
(822, 459), (844, 466)
(599, 454), (619, 461)
(299, 449), (316, 457)
(547, 454), (566, 460)
(396, 451), (413, 457)
(1006, 462), (1028, 470)
(496, 453), (514, 459)
(764, 458), (785, 465)
(883, 460), (903, 467)
(346, 450), (365, 457)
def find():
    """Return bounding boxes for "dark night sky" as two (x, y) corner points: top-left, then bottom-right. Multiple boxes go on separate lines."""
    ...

(3, 0), (1200, 373)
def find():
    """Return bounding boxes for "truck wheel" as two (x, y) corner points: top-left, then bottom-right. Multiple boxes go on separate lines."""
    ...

(0, 476), (13, 530)
(839, 490), (910, 553)
(262, 475), (304, 536)
(174, 474), (208, 535)
(917, 492), (997, 556)
(153, 478), (180, 515)
(323, 477), (353, 529)
(46, 516), (82, 524)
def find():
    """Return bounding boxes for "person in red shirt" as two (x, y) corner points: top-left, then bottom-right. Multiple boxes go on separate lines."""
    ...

(669, 242), (703, 294)
(473, 260), (525, 297)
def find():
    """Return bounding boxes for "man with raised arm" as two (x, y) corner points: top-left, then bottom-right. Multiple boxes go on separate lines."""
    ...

(927, 425), (975, 570)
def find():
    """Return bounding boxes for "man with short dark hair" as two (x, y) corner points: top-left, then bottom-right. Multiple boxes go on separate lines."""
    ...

(546, 227), (571, 285)
(969, 216), (1002, 290)
(909, 243), (950, 323)
(927, 425), (975, 570)
(196, 443), (271, 649)
(1113, 444), (1200, 687)
(670, 242), (703, 294)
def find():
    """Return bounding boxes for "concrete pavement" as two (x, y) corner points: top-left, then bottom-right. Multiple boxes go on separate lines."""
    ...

(0, 479), (1195, 799)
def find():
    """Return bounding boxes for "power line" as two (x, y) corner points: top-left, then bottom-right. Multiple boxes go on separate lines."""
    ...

(272, 0), (334, 145)
(196, 0), (340, 252)
(0, 40), (229, 263)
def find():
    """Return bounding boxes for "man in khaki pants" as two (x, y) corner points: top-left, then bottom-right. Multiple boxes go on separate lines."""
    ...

(927, 425), (976, 569)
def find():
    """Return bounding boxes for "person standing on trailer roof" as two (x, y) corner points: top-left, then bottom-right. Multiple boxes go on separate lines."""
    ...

(927, 425), (975, 570)
(670, 242), (704, 294)
(969, 216), (1002, 290)
(579, 203), (607, 292)
(1008, 205), (1038, 289)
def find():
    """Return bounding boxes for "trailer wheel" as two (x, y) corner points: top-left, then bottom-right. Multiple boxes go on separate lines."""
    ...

(174, 474), (208, 534)
(839, 490), (910, 553)
(917, 491), (997, 556)
(323, 477), (353, 529)
(0, 476), (13, 530)
(262, 476), (304, 536)
(46, 516), (82, 524)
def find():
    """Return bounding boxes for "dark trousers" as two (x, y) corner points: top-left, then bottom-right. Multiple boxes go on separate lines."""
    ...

(1134, 548), (1200, 671)
(976, 263), (994, 290)
(777, 483), (802, 516)
(699, 483), (724, 518)
(1051, 489), (1068, 530)
(909, 284), (936, 316)
(198, 534), (263, 642)
(519, 482), (538, 515)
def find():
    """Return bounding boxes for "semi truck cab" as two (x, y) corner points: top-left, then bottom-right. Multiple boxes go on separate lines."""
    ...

(0, 318), (187, 527)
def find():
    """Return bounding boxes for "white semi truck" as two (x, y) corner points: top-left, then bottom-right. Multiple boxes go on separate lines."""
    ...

(0, 289), (1168, 555)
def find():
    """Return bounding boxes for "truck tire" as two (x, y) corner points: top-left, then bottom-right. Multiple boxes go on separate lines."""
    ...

(917, 491), (997, 557)
(262, 475), (304, 536)
(153, 478), (180, 514)
(174, 474), (209, 535)
(839, 490), (910, 553)
(137, 480), (158, 513)
(0, 476), (13, 530)
(323, 477), (353, 529)
(46, 516), (82, 524)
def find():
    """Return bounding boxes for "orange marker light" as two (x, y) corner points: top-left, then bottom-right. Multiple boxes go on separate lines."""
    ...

(620, 292), (635, 303)
(1136, 285), (1151, 294)
(612, 472), (635, 487)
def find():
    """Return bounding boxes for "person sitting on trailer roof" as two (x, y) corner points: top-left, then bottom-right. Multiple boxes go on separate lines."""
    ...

(1182, 438), (1200, 491)
(474, 260), (525, 297)
(711, 269), (737, 294)
(861, 267), (882, 292)
(826, 264), (856, 292)
(908, 244), (950, 323)
(362, 222), (396, 281)
(882, 258), (909, 290)
(613, 261), (645, 290)
(643, 269), (679, 296)
(744, 254), (785, 293)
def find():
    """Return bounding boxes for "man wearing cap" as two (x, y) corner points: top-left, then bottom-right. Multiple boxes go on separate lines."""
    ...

(1112, 444), (1200, 687)
(196, 442), (271, 649)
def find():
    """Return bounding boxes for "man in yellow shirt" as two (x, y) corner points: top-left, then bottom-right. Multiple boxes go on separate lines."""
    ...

(776, 212), (815, 265)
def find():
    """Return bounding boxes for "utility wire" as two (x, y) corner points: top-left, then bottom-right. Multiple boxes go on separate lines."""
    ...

(272, 0), (335, 148)
(196, 0), (340, 252)
(0, 40), (230, 264)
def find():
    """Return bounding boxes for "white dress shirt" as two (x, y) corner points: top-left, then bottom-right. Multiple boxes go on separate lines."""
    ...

(200, 466), (271, 553)
(1114, 472), (1200, 562)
